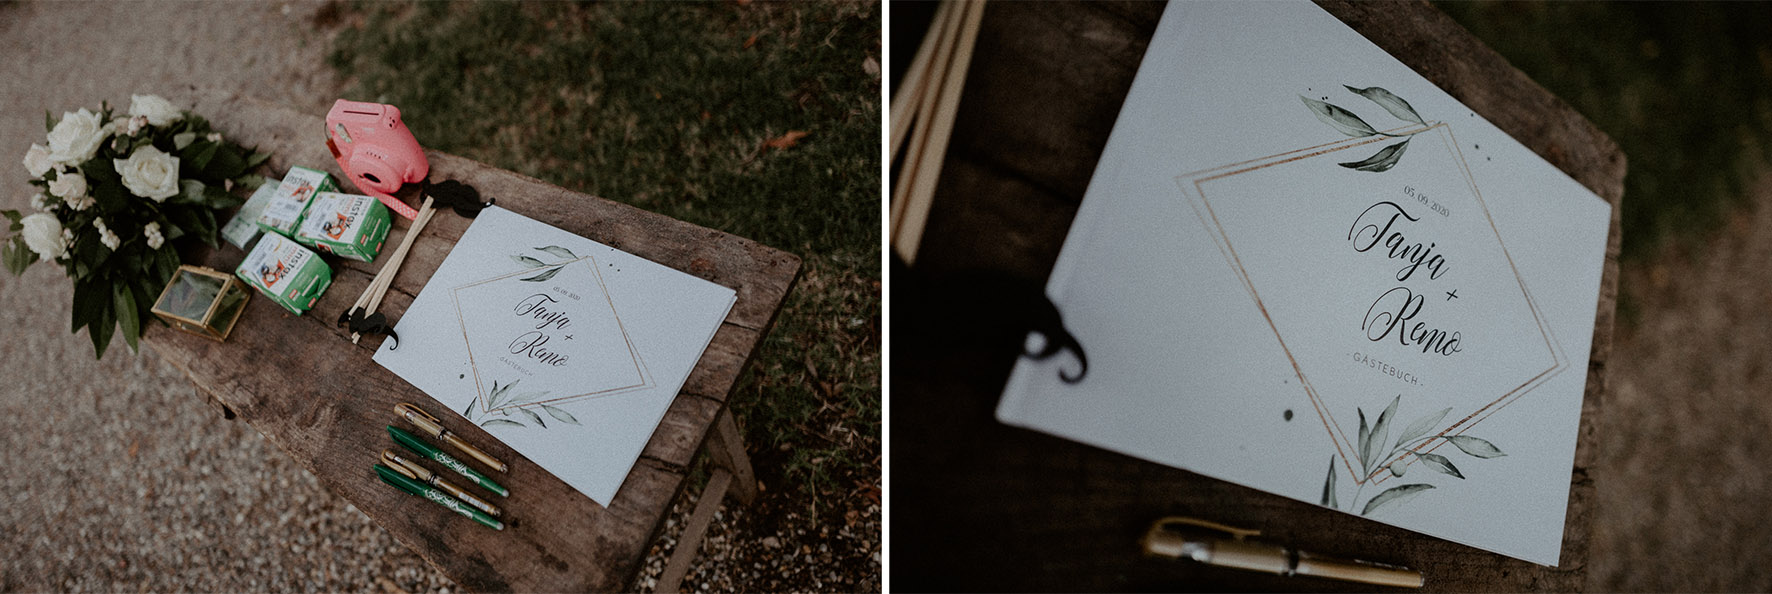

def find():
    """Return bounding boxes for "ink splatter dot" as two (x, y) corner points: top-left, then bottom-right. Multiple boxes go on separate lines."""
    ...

(1284, 409), (1294, 421)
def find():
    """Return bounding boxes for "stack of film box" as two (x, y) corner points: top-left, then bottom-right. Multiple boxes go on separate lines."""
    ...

(234, 166), (391, 314)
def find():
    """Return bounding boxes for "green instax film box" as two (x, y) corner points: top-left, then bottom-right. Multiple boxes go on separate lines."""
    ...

(235, 233), (332, 315)
(256, 166), (335, 236)
(293, 192), (390, 262)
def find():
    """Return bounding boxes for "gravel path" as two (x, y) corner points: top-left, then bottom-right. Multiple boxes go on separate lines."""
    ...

(0, 2), (454, 591)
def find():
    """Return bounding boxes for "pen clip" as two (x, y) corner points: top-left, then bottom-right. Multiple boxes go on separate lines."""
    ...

(381, 449), (433, 483)
(1142, 516), (1261, 560)
(395, 402), (446, 437)
(1150, 516), (1261, 540)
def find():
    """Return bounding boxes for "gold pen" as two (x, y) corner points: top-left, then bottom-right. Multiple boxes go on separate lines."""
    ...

(1140, 516), (1423, 589)
(394, 402), (508, 473)
(380, 449), (502, 518)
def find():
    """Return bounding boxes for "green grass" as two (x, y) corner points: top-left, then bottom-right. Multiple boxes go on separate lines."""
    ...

(1437, 3), (1772, 264)
(327, 1), (880, 508)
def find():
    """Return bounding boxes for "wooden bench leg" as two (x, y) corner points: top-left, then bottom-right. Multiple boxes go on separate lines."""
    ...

(655, 468), (732, 593)
(654, 408), (756, 592)
(705, 408), (757, 505)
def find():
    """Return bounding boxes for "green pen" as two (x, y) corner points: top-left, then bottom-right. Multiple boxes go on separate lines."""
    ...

(388, 425), (510, 497)
(375, 464), (505, 530)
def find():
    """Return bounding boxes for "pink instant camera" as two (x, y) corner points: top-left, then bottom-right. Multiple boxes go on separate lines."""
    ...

(326, 99), (429, 219)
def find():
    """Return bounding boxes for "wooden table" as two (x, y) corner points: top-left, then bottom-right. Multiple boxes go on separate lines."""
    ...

(892, 1), (1622, 591)
(146, 91), (799, 591)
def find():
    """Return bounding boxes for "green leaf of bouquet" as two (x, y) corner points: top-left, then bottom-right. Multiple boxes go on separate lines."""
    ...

(203, 184), (242, 209)
(510, 255), (548, 268)
(540, 404), (581, 426)
(45, 110), (56, 133)
(1447, 435), (1506, 458)
(194, 208), (219, 248)
(4, 237), (33, 276)
(90, 297), (115, 359)
(233, 174), (266, 192)
(93, 181), (129, 214)
(1361, 483), (1434, 516)
(173, 180), (208, 205)
(185, 113), (210, 133)
(534, 245), (576, 260)
(517, 407), (547, 428)
(72, 277), (105, 333)
(154, 246), (180, 280)
(1368, 395), (1398, 468)
(520, 267), (563, 283)
(1417, 452), (1465, 479)
(1300, 95), (1378, 137)
(2, 210), (20, 225)
(1340, 139), (1410, 173)
(245, 151), (272, 169)
(1344, 85), (1427, 126)
(1321, 456), (1338, 508)
(204, 145), (247, 179)
(75, 235), (108, 275)
(1394, 407), (1451, 450)
(184, 141), (220, 174)
(479, 418), (524, 429)
(114, 282), (140, 353)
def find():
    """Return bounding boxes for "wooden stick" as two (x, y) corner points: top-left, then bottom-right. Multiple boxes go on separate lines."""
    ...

(889, 0), (954, 158)
(352, 196), (436, 343)
(889, 0), (970, 252)
(892, 0), (986, 264)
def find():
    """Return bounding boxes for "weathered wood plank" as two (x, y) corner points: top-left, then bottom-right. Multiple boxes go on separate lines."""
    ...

(146, 89), (799, 591)
(894, 1), (1620, 591)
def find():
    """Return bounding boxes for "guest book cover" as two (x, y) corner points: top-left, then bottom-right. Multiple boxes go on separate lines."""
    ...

(995, 1), (1611, 565)
(376, 206), (735, 506)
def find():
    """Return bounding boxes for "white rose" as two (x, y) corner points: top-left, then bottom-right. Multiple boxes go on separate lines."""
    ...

(47, 169), (87, 201)
(47, 107), (107, 165)
(128, 94), (183, 127)
(23, 143), (53, 177)
(20, 213), (69, 262)
(114, 145), (181, 201)
(144, 221), (164, 249)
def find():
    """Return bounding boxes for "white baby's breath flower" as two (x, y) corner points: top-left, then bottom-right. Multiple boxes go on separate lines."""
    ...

(206, 132), (222, 143)
(29, 193), (46, 211)
(47, 107), (107, 165)
(23, 143), (53, 177)
(94, 217), (121, 251)
(143, 221), (164, 249)
(114, 145), (181, 201)
(47, 169), (87, 201)
(20, 213), (69, 262)
(128, 94), (183, 127)
(64, 191), (95, 211)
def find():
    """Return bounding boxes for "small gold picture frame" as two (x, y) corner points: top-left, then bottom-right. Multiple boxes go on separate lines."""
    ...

(151, 265), (250, 341)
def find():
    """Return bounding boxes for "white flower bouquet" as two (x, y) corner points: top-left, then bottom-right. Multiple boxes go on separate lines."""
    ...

(2, 94), (271, 358)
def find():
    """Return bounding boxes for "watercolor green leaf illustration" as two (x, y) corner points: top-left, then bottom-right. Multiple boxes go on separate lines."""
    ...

(1321, 394), (1506, 516)
(1300, 85), (1436, 173)
(509, 245), (578, 282)
(460, 378), (581, 429)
